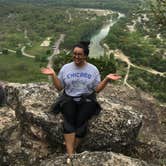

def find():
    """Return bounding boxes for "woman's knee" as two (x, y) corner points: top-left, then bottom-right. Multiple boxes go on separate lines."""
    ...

(63, 118), (76, 134)
(75, 123), (87, 138)
(64, 120), (88, 137)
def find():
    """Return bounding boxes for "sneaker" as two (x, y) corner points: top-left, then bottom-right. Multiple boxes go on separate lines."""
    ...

(66, 157), (72, 165)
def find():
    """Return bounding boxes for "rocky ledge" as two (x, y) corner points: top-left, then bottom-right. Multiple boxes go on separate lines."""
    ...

(40, 151), (148, 166)
(0, 82), (165, 165)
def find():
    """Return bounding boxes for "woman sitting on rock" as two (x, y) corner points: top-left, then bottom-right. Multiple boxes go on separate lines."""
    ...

(41, 41), (121, 164)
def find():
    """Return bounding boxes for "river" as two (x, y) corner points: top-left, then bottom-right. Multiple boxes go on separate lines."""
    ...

(89, 12), (125, 58)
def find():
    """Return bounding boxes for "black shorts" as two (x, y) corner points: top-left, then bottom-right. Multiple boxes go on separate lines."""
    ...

(61, 99), (98, 138)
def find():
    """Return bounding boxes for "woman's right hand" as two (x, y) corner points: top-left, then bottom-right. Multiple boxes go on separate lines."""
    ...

(41, 67), (55, 76)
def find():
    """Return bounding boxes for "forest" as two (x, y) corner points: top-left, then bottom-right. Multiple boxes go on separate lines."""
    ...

(105, 1), (166, 102)
(0, 3), (110, 83)
(0, 0), (141, 13)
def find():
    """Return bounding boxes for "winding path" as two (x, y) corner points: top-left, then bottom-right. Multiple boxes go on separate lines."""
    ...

(21, 29), (35, 58)
(4, 33), (65, 62)
(113, 49), (166, 77)
(4, 48), (16, 53)
(21, 46), (35, 58)
(104, 44), (166, 89)
(47, 34), (65, 68)
(46, 34), (65, 83)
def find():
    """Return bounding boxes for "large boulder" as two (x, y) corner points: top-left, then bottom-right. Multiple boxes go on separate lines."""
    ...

(3, 82), (166, 165)
(0, 84), (6, 106)
(100, 85), (166, 165)
(40, 151), (149, 166)
(0, 106), (50, 166)
(0, 106), (17, 160)
(4, 82), (142, 153)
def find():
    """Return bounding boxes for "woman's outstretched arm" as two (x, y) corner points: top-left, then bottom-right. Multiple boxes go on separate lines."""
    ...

(95, 74), (121, 93)
(41, 67), (63, 91)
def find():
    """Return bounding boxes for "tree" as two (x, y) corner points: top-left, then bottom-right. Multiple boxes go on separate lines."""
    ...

(148, 0), (166, 26)
(16, 49), (22, 57)
(2, 49), (8, 55)
(46, 49), (51, 55)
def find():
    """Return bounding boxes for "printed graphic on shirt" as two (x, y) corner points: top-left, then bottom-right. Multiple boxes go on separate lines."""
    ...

(67, 72), (92, 79)
(71, 80), (87, 90)
(66, 72), (93, 93)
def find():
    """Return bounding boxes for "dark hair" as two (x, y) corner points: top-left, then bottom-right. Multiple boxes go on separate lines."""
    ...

(73, 41), (90, 56)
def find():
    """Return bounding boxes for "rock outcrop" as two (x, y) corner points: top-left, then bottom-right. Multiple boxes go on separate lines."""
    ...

(40, 151), (148, 166)
(4, 83), (142, 151)
(1, 82), (165, 165)
(0, 84), (5, 106)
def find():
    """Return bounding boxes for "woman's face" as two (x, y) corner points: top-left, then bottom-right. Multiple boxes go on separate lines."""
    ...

(73, 47), (86, 66)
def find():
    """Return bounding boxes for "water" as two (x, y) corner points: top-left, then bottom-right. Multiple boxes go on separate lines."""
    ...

(89, 12), (125, 58)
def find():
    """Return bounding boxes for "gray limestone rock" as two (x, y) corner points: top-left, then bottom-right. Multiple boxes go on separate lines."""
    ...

(4, 82), (142, 153)
(1, 82), (164, 165)
(0, 106), (51, 165)
(0, 84), (6, 106)
(40, 151), (149, 166)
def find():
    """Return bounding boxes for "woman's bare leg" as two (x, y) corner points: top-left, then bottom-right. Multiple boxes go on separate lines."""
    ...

(74, 137), (81, 152)
(64, 133), (75, 157)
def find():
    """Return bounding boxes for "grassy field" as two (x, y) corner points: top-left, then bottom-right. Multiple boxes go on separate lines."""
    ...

(26, 41), (51, 57)
(0, 32), (26, 50)
(0, 53), (48, 83)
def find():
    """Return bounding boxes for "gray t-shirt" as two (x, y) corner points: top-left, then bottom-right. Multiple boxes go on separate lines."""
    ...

(58, 62), (101, 97)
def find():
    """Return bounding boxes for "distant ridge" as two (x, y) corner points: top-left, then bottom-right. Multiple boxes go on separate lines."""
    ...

(0, 0), (141, 13)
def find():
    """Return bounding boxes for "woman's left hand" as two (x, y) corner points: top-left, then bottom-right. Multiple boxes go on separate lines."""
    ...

(106, 74), (121, 80)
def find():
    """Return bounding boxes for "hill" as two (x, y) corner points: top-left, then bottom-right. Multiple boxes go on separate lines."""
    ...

(0, 0), (141, 13)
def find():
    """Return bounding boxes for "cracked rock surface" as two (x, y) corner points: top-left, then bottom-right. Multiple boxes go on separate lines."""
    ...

(0, 82), (165, 165)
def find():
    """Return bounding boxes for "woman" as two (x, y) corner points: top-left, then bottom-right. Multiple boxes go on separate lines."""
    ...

(41, 41), (121, 163)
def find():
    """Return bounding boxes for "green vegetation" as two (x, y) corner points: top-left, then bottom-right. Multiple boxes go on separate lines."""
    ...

(0, 2), (118, 84)
(105, 17), (166, 72)
(0, 3), (111, 83)
(0, 53), (47, 83)
(105, 6), (166, 102)
(129, 67), (166, 102)
(0, 3), (107, 54)
(26, 42), (50, 57)
(0, 0), (141, 13)
(148, 0), (166, 26)
(0, 0), (165, 103)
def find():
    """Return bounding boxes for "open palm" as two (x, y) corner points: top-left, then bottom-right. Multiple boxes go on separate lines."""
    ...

(106, 74), (121, 80)
(41, 67), (55, 75)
